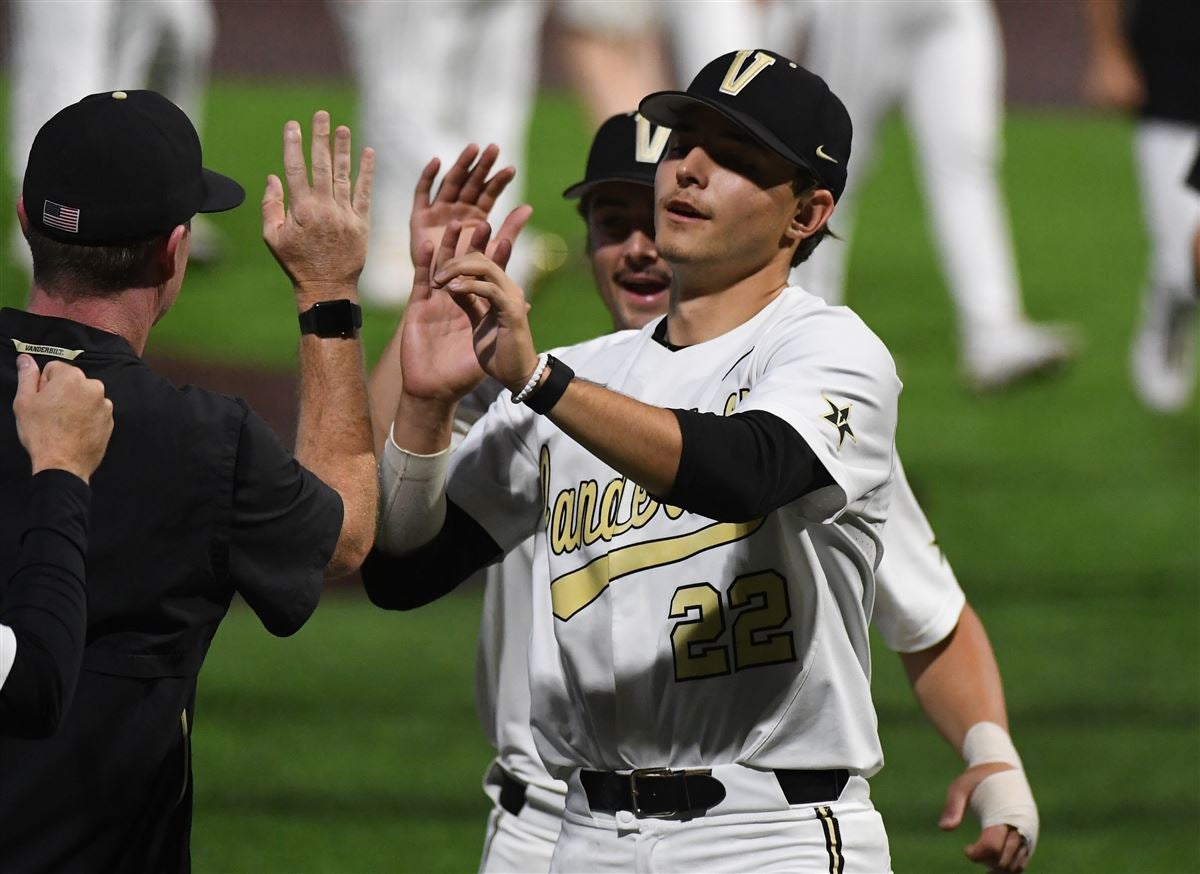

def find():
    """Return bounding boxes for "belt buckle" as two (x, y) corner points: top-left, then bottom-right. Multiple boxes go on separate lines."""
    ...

(630, 767), (677, 819)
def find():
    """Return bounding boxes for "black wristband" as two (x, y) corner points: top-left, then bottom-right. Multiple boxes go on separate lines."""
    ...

(525, 355), (574, 415)
(298, 298), (362, 338)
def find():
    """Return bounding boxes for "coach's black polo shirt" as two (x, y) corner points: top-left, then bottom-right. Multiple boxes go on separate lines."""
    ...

(0, 308), (342, 873)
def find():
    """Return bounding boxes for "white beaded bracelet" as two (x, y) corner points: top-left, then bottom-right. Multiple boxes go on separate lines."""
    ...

(512, 353), (549, 404)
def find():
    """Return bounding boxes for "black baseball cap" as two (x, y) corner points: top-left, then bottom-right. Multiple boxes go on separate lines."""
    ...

(639, 50), (852, 201)
(562, 111), (669, 200)
(22, 89), (244, 245)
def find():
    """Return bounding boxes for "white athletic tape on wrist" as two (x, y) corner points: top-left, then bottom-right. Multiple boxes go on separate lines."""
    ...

(962, 721), (1023, 769)
(962, 722), (1038, 852)
(968, 769), (1040, 853)
(377, 431), (450, 555)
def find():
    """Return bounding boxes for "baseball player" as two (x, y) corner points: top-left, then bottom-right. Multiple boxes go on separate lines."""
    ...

(763, 0), (1075, 391)
(369, 112), (1037, 871)
(1083, 0), (1199, 412)
(329, 0), (547, 305)
(361, 50), (955, 871)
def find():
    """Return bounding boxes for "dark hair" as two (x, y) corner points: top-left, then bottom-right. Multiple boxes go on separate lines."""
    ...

(25, 223), (183, 297)
(790, 171), (836, 268)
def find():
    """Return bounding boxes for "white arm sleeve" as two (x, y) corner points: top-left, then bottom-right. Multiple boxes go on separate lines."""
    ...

(871, 455), (966, 652)
(0, 623), (15, 692)
(376, 434), (451, 555)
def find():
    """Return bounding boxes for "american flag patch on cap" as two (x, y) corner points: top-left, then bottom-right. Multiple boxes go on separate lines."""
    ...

(43, 200), (80, 233)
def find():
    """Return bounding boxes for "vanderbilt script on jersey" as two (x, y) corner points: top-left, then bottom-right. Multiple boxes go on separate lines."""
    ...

(447, 289), (901, 778)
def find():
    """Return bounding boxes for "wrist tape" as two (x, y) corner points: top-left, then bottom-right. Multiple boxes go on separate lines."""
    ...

(377, 431), (450, 555)
(962, 721), (1039, 852)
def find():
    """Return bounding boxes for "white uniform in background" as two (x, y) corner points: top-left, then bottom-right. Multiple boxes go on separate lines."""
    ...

(556, 0), (763, 81)
(450, 289), (900, 872)
(766, 0), (1074, 389)
(7, 0), (216, 271)
(330, 0), (547, 305)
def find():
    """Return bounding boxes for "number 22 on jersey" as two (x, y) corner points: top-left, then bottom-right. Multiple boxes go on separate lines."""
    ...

(669, 570), (797, 682)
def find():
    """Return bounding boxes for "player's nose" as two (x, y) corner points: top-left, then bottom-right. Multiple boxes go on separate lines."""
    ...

(624, 229), (659, 263)
(674, 146), (708, 188)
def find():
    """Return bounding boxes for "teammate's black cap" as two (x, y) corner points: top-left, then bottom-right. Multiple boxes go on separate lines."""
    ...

(639, 50), (852, 201)
(22, 89), (245, 246)
(562, 111), (667, 200)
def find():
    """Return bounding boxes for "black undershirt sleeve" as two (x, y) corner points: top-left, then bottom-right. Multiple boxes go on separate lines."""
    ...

(0, 469), (92, 739)
(360, 499), (502, 611)
(664, 408), (834, 522)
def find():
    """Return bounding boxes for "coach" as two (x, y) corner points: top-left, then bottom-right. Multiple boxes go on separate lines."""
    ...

(0, 91), (377, 870)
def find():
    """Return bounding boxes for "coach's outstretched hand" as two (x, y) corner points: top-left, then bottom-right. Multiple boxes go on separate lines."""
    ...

(12, 355), (114, 484)
(262, 110), (374, 306)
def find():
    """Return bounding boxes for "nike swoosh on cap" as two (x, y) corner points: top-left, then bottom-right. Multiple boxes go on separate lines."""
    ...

(815, 145), (838, 163)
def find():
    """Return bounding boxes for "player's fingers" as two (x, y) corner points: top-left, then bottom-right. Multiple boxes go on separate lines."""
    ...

(489, 237), (514, 271)
(281, 120), (311, 204)
(939, 776), (972, 830)
(413, 157), (440, 211)
(409, 240), (435, 304)
(353, 148), (375, 219)
(262, 174), (285, 236)
(434, 143), (480, 204)
(492, 204), (533, 255)
(995, 829), (1025, 871)
(466, 221), (492, 256)
(310, 110), (333, 198)
(443, 277), (504, 307)
(332, 125), (353, 206)
(432, 221), (465, 284)
(459, 143), (499, 205)
(1012, 840), (1031, 872)
(435, 251), (508, 287)
(13, 354), (40, 402)
(39, 360), (74, 385)
(477, 165), (516, 214)
(964, 826), (1005, 864)
(450, 286), (490, 327)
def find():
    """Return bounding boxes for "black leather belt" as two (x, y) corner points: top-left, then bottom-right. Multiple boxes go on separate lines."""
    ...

(581, 767), (849, 820)
(499, 769), (527, 817)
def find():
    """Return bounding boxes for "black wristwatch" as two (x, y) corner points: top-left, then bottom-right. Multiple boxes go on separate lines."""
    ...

(298, 299), (363, 339)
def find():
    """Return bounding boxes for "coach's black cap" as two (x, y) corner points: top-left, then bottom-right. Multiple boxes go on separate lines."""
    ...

(639, 50), (852, 201)
(22, 89), (244, 245)
(562, 111), (668, 200)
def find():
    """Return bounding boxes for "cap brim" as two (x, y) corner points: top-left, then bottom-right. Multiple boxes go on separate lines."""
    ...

(562, 173), (656, 200)
(199, 167), (245, 214)
(638, 91), (818, 179)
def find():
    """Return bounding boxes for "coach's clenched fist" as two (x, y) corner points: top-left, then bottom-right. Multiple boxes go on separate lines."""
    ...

(12, 354), (114, 483)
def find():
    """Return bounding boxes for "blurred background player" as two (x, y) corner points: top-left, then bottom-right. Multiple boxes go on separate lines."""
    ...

(368, 111), (1036, 873)
(7, 0), (220, 273)
(555, 0), (764, 127)
(1083, 0), (1200, 413)
(330, 0), (547, 306)
(764, 0), (1077, 391)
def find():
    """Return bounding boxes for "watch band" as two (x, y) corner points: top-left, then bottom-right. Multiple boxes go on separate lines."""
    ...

(298, 299), (363, 339)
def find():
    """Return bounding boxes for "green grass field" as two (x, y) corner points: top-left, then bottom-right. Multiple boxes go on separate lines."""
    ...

(2, 80), (1198, 872)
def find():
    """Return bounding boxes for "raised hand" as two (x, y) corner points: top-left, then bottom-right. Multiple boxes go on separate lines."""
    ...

(409, 144), (517, 266)
(12, 355), (114, 483)
(262, 110), (374, 304)
(399, 221), (498, 403)
(434, 243), (539, 395)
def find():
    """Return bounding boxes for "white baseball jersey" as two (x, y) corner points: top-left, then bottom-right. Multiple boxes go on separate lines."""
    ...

(449, 288), (900, 778)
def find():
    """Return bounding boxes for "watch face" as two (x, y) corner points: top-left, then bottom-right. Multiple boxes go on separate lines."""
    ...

(306, 299), (362, 338)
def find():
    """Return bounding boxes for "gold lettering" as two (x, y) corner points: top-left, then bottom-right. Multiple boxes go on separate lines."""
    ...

(630, 484), (658, 528)
(539, 445), (552, 527)
(598, 477), (627, 541)
(719, 50), (777, 97)
(635, 113), (671, 163)
(579, 480), (603, 545)
(551, 488), (581, 554)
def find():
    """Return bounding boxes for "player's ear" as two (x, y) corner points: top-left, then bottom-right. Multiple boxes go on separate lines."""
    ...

(15, 195), (29, 236)
(786, 188), (835, 245)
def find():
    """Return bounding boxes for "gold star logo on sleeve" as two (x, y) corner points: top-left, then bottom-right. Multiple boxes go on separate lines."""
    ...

(822, 395), (856, 450)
